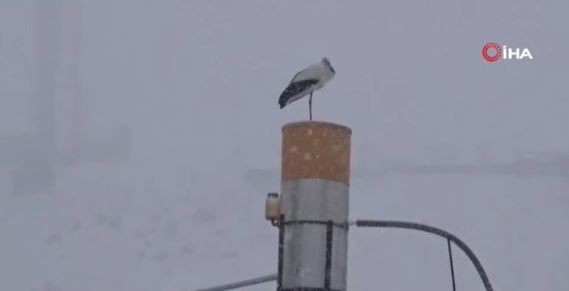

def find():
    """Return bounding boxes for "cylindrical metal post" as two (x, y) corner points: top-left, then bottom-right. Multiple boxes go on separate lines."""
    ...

(280, 121), (351, 291)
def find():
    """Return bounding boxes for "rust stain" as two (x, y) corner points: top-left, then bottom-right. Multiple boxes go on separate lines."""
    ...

(282, 121), (351, 185)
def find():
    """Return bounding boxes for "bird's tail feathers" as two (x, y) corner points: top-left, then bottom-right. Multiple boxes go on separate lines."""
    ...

(279, 98), (286, 109)
(279, 93), (289, 109)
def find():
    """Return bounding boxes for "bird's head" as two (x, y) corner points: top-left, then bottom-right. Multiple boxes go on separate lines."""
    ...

(321, 57), (335, 74)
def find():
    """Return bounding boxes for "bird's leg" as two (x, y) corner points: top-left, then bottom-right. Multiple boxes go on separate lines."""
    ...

(309, 92), (313, 121)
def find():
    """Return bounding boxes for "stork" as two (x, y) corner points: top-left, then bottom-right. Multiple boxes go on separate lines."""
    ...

(278, 58), (335, 120)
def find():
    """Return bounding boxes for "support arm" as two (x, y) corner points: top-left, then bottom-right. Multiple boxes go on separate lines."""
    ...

(355, 220), (494, 291)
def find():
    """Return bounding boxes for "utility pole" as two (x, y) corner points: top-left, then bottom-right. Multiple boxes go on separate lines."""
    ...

(278, 121), (352, 290)
(12, 0), (63, 194)
(1, 0), (130, 195)
(197, 121), (496, 291)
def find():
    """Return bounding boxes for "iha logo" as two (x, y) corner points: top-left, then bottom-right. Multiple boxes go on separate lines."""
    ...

(482, 42), (533, 63)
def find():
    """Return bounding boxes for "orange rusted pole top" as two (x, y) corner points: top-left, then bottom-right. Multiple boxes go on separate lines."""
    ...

(281, 121), (352, 185)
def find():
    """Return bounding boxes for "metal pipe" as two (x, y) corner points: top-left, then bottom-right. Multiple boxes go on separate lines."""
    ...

(280, 121), (352, 290)
(355, 220), (494, 291)
(195, 274), (277, 291)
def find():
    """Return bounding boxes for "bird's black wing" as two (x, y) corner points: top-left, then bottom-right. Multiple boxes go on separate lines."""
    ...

(279, 79), (319, 109)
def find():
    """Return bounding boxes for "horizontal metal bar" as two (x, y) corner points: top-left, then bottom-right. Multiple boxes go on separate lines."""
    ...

(195, 273), (277, 291)
(280, 288), (341, 291)
(282, 220), (349, 229)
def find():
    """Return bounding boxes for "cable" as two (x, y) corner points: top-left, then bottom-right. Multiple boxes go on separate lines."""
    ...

(277, 214), (285, 289)
(324, 220), (333, 289)
(355, 220), (494, 291)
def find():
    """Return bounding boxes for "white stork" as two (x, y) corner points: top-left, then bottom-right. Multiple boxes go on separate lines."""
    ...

(278, 58), (335, 120)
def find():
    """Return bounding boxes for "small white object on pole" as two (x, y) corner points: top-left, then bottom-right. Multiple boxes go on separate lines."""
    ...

(265, 192), (281, 225)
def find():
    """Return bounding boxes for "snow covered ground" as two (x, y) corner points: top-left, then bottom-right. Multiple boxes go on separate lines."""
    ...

(1, 166), (568, 290)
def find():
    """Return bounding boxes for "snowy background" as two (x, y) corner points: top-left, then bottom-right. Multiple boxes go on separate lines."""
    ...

(1, 0), (568, 290)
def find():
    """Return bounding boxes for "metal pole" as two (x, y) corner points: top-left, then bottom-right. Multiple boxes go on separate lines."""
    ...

(195, 274), (277, 291)
(16, 0), (62, 195)
(280, 121), (351, 290)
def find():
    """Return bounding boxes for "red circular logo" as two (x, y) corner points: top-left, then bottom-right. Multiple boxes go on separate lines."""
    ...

(482, 42), (501, 63)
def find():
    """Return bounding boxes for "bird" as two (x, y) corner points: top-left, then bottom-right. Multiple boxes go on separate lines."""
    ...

(278, 58), (335, 120)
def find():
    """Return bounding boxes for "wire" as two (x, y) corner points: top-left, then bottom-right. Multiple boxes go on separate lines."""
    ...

(277, 214), (285, 289)
(324, 220), (333, 288)
(355, 220), (494, 291)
